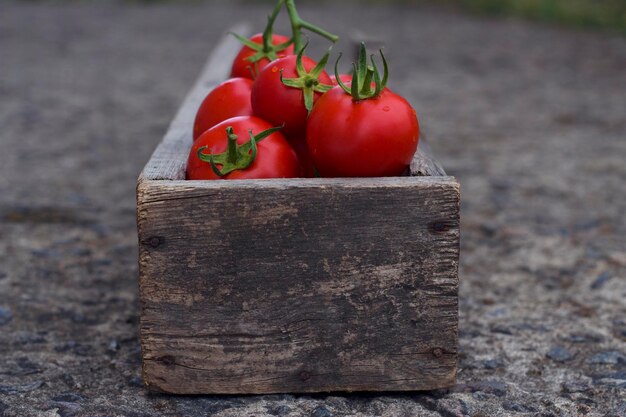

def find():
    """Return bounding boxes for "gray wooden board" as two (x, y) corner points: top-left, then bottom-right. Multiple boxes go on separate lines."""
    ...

(137, 177), (459, 394)
(140, 23), (250, 182)
(137, 27), (460, 394)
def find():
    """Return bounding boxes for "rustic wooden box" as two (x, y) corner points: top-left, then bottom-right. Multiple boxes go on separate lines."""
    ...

(137, 30), (460, 394)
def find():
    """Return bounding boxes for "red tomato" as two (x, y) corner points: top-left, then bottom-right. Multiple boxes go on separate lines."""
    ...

(288, 137), (316, 178)
(306, 87), (419, 177)
(231, 34), (294, 79)
(252, 55), (332, 138)
(193, 78), (253, 140)
(330, 74), (353, 85)
(187, 116), (299, 180)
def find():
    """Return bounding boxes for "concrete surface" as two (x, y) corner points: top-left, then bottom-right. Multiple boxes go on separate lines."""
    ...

(1, 1), (625, 416)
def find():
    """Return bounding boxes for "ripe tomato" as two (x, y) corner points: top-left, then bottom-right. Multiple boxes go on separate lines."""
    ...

(252, 54), (332, 138)
(287, 136), (316, 178)
(306, 87), (419, 177)
(187, 116), (299, 180)
(231, 34), (294, 79)
(193, 78), (253, 140)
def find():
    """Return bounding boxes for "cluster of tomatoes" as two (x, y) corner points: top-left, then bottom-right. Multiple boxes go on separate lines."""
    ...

(187, 0), (419, 180)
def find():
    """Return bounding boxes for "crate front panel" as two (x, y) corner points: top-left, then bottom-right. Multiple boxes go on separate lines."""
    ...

(137, 177), (459, 394)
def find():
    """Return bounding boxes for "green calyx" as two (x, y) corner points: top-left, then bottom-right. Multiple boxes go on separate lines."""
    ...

(197, 125), (282, 176)
(281, 45), (334, 114)
(230, 2), (294, 67)
(231, 0), (339, 67)
(336, 42), (389, 101)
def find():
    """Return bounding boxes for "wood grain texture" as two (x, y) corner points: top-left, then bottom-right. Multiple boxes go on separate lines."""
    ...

(411, 137), (447, 176)
(139, 23), (249, 181)
(137, 177), (459, 394)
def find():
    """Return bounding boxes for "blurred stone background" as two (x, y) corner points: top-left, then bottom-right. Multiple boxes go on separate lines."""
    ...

(1, 0), (625, 416)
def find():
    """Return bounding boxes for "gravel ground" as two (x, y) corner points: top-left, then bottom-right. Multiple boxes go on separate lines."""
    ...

(1, 1), (625, 416)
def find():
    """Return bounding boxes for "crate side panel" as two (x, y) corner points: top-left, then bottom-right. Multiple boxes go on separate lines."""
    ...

(137, 178), (459, 394)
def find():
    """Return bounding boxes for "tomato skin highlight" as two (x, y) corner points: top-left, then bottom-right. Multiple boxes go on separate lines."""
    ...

(187, 116), (300, 180)
(306, 87), (419, 177)
(193, 78), (254, 141)
(231, 34), (294, 79)
(251, 55), (332, 139)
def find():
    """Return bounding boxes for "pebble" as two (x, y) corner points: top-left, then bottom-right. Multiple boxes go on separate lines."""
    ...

(590, 271), (611, 289)
(0, 306), (12, 325)
(55, 341), (92, 356)
(16, 357), (40, 375)
(472, 391), (489, 401)
(525, 321), (552, 331)
(108, 340), (120, 353)
(14, 331), (47, 344)
(311, 405), (333, 417)
(52, 393), (85, 403)
(563, 333), (603, 344)
(467, 380), (508, 397)
(480, 223), (498, 237)
(482, 358), (504, 370)
(50, 401), (82, 417)
(60, 373), (77, 389)
(546, 346), (574, 362)
(55, 341), (77, 352)
(70, 247), (91, 257)
(502, 401), (536, 412)
(204, 399), (243, 415)
(128, 375), (143, 388)
(591, 371), (626, 387)
(31, 248), (61, 258)
(267, 404), (292, 416)
(93, 258), (113, 266)
(587, 351), (626, 365)
(490, 325), (513, 335)
(0, 380), (44, 394)
(562, 380), (591, 393)
(433, 398), (471, 416)
(487, 307), (509, 318)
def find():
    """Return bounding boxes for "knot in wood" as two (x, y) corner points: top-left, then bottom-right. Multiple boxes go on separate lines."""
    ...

(299, 370), (311, 381)
(157, 355), (176, 366)
(432, 348), (443, 358)
(147, 236), (162, 248)
(429, 221), (451, 233)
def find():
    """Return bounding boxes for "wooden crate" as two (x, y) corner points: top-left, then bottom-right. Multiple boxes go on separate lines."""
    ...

(137, 28), (460, 394)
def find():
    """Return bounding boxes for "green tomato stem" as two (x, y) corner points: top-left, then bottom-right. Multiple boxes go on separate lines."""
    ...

(263, 0), (284, 52)
(299, 21), (339, 43)
(226, 127), (239, 164)
(283, 0), (338, 54)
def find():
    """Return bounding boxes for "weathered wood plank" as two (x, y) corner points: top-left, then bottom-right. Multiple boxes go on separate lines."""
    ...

(137, 177), (459, 394)
(411, 137), (447, 176)
(140, 23), (249, 181)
